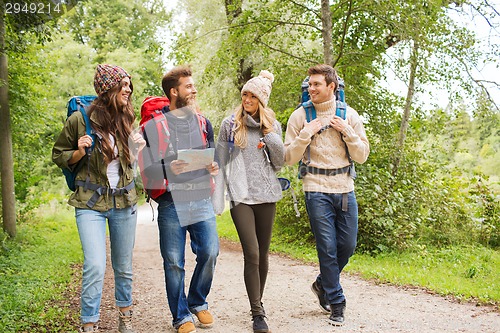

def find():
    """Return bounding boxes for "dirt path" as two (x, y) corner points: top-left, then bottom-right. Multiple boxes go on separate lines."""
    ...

(96, 203), (500, 332)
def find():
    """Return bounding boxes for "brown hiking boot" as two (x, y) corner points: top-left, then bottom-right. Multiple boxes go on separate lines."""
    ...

(194, 309), (214, 328)
(178, 321), (196, 333)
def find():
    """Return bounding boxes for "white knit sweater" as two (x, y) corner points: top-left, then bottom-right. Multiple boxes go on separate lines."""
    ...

(284, 98), (369, 193)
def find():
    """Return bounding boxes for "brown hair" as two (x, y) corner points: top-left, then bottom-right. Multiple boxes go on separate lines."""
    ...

(162, 65), (193, 99)
(308, 64), (338, 89)
(88, 80), (135, 164)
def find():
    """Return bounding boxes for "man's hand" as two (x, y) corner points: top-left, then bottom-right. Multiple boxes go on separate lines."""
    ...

(206, 161), (219, 176)
(170, 160), (189, 175)
(303, 118), (323, 136)
(329, 115), (348, 133)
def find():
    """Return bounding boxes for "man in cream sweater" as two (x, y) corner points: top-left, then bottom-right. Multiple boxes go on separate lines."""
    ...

(284, 64), (370, 326)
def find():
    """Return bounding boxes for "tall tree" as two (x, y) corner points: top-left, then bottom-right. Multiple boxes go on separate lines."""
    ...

(0, 0), (72, 237)
(320, 0), (333, 65)
(0, 3), (15, 237)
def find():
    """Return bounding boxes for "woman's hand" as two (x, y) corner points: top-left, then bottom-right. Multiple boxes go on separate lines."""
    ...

(78, 135), (93, 154)
(69, 134), (93, 165)
(131, 132), (146, 152)
(206, 161), (219, 176)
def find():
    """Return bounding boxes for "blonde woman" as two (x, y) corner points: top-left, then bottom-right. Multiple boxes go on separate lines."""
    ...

(213, 70), (285, 333)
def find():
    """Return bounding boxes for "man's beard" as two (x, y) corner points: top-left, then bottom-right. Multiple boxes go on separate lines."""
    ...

(176, 93), (197, 110)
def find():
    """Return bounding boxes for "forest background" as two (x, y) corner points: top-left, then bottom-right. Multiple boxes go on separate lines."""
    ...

(0, 0), (499, 330)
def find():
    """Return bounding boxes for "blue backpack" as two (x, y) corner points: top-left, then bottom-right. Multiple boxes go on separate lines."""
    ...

(298, 76), (356, 179)
(62, 95), (97, 191)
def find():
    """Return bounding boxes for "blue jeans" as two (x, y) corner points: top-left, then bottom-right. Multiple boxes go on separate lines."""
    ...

(157, 198), (219, 328)
(305, 191), (358, 305)
(75, 205), (137, 324)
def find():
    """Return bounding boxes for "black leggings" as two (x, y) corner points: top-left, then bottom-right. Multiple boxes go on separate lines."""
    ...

(230, 202), (276, 317)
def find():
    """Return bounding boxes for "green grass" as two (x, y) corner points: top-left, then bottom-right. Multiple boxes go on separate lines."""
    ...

(216, 210), (500, 305)
(348, 246), (500, 304)
(0, 205), (82, 332)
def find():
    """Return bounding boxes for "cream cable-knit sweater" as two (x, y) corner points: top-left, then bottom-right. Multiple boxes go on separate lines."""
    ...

(213, 113), (285, 215)
(284, 98), (369, 194)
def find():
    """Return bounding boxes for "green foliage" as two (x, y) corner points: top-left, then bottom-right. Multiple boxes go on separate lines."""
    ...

(0, 206), (81, 332)
(356, 116), (499, 253)
(5, 0), (169, 204)
(60, 0), (168, 103)
(468, 176), (500, 248)
(7, 33), (62, 201)
(65, 0), (168, 62)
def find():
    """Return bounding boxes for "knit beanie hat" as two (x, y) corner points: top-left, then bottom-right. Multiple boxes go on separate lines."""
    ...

(93, 64), (131, 96)
(241, 70), (275, 108)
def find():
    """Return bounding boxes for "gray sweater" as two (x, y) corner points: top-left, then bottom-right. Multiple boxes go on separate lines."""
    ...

(213, 113), (285, 214)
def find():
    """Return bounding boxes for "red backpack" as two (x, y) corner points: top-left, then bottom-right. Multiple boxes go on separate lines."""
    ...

(137, 96), (210, 201)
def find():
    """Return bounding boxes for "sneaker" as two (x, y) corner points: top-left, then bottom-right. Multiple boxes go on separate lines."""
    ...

(178, 321), (197, 333)
(311, 281), (330, 313)
(118, 309), (135, 333)
(194, 309), (214, 328)
(328, 300), (346, 326)
(252, 315), (269, 333)
(79, 325), (98, 332)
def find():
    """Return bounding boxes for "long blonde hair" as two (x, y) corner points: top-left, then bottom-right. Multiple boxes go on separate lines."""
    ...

(233, 102), (276, 149)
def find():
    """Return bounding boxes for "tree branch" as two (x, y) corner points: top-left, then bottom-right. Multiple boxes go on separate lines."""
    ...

(255, 39), (317, 64)
(174, 19), (321, 48)
(284, 0), (322, 20)
(333, 0), (354, 67)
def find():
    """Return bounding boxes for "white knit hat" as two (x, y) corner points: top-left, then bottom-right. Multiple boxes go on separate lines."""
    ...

(241, 70), (275, 107)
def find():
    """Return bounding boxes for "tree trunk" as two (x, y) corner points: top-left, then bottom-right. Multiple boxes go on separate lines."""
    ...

(320, 0), (333, 66)
(0, 7), (16, 237)
(392, 41), (419, 177)
(224, 0), (252, 90)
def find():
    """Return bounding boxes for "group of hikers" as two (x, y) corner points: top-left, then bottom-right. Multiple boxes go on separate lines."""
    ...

(52, 63), (370, 333)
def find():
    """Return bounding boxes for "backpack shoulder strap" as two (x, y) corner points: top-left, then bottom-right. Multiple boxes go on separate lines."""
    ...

(302, 100), (316, 122)
(228, 114), (236, 155)
(336, 100), (347, 120)
(196, 113), (209, 148)
(300, 101), (316, 164)
(76, 99), (96, 153)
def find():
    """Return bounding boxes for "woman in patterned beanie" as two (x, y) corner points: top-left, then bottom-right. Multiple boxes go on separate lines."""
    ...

(213, 70), (285, 333)
(52, 64), (145, 333)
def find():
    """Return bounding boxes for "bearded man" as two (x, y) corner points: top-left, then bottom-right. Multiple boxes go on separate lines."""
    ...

(141, 65), (219, 333)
